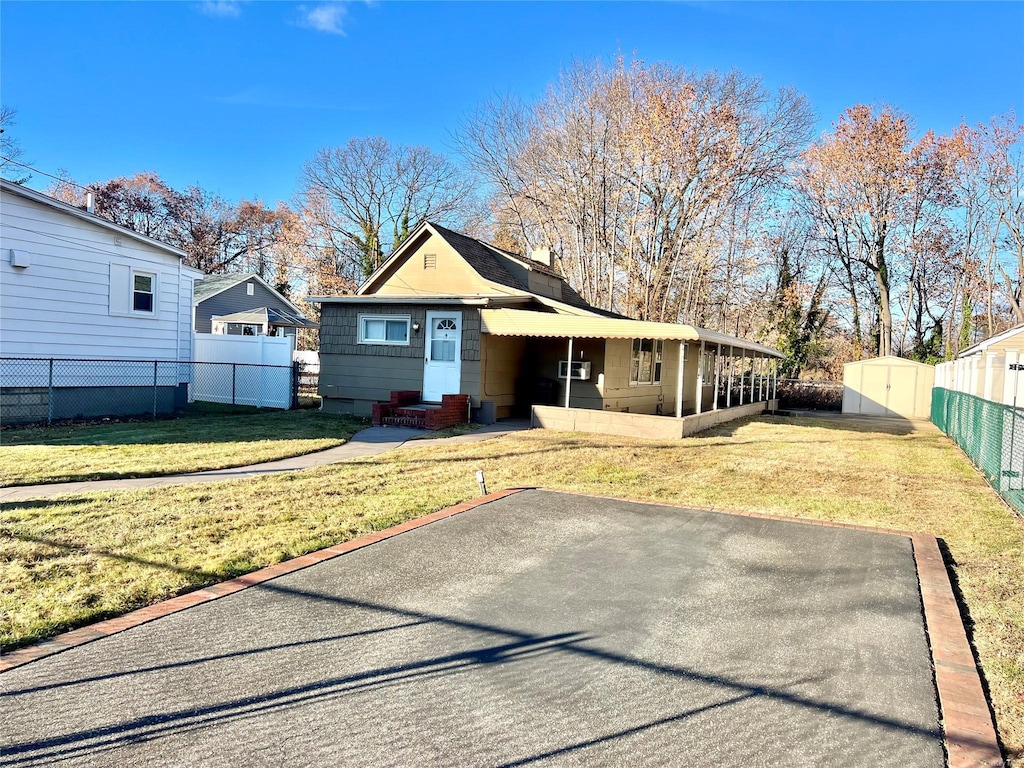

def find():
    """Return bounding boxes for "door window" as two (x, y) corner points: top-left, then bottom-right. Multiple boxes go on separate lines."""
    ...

(431, 317), (458, 362)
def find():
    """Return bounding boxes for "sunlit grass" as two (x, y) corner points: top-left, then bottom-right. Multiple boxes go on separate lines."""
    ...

(0, 416), (1020, 760)
(0, 411), (366, 485)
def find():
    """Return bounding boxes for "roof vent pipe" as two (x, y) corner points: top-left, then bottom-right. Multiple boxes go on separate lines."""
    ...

(85, 192), (95, 214)
(530, 247), (552, 268)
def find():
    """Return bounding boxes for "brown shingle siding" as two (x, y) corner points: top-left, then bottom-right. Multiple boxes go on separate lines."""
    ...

(319, 303), (480, 362)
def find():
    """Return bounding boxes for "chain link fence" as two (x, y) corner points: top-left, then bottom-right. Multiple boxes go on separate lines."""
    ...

(932, 387), (1024, 516)
(1, 357), (298, 426)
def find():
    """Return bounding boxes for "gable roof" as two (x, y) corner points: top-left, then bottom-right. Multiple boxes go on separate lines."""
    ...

(193, 271), (308, 317)
(0, 179), (189, 259)
(358, 221), (624, 318)
(193, 273), (251, 302)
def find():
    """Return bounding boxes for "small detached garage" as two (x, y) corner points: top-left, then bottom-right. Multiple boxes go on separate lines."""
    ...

(842, 356), (935, 419)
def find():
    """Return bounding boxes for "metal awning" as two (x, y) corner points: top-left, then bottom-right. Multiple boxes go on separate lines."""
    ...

(479, 309), (783, 358)
(212, 307), (319, 329)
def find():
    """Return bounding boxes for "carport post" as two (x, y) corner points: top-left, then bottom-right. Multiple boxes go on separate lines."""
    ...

(675, 340), (686, 418)
(564, 337), (573, 409)
(713, 343), (722, 410)
(695, 340), (706, 415)
(726, 347), (733, 408)
(772, 360), (778, 400)
(739, 349), (746, 405)
(752, 354), (757, 401)
(758, 357), (764, 401)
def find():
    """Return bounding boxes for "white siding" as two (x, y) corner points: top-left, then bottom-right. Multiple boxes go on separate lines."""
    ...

(0, 189), (194, 362)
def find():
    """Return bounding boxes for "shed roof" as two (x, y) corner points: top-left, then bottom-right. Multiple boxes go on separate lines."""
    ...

(842, 355), (935, 369)
(479, 309), (784, 357)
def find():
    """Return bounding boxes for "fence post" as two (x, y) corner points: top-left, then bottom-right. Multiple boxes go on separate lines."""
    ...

(291, 362), (300, 410)
(47, 358), (54, 425)
(153, 361), (159, 420)
(232, 364), (237, 406)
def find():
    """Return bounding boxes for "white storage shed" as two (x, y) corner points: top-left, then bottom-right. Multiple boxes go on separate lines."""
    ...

(842, 356), (935, 419)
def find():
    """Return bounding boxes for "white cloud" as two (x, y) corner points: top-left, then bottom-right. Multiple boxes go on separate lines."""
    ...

(198, 1), (242, 18)
(297, 3), (347, 35)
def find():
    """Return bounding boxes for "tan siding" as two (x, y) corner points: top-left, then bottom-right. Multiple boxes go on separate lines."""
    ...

(480, 334), (526, 413)
(372, 231), (496, 295)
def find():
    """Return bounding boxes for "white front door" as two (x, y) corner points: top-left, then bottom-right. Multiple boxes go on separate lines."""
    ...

(423, 311), (462, 402)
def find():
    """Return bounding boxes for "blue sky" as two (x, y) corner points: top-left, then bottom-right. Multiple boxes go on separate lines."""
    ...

(3, 1), (1022, 205)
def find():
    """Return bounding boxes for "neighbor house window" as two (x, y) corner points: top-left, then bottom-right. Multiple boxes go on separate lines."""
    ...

(132, 271), (155, 313)
(629, 339), (663, 386)
(358, 315), (410, 345)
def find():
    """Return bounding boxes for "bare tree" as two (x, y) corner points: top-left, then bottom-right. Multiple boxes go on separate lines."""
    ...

(47, 171), (298, 277)
(296, 137), (479, 282)
(458, 57), (814, 323)
(0, 106), (30, 183)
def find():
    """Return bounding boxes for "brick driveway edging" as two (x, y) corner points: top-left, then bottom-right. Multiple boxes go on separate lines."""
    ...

(0, 487), (1004, 767)
(0, 488), (528, 674)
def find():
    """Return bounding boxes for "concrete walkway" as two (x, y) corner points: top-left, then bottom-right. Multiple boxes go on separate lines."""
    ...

(0, 420), (530, 502)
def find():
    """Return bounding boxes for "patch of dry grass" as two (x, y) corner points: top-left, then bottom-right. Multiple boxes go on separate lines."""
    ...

(0, 411), (366, 486)
(1, 415), (1021, 761)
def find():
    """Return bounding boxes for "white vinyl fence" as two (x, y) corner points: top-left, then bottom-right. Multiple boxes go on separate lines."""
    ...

(935, 351), (1024, 408)
(191, 333), (294, 409)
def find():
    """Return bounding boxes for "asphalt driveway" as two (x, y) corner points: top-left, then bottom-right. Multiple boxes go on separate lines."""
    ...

(1, 490), (942, 767)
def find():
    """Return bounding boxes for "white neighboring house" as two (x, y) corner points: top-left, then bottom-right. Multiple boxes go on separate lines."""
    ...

(0, 179), (204, 422)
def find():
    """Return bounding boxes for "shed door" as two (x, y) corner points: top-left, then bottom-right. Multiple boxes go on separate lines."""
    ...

(860, 366), (890, 415)
(887, 368), (918, 417)
(422, 311), (462, 403)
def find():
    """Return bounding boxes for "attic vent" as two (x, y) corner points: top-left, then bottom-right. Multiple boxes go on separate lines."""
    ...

(423, 253), (437, 269)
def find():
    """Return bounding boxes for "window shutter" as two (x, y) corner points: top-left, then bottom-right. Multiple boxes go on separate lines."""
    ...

(109, 263), (130, 315)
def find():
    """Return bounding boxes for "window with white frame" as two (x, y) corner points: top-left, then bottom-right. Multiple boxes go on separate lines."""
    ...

(132, 271), (156, 313)
(702, 348), (715, 382)
(358, 314), (410, 345)
(629, 339), (663, 386)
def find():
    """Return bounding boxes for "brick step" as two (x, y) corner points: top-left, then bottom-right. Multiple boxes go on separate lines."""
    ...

(394, 405), (440, 418)
(381, 415), (426, 429)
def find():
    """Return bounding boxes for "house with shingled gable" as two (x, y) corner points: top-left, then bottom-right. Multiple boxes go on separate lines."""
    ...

(309, 221), (782, 432)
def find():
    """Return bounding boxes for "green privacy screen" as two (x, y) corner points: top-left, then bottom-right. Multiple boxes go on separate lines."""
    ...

(932, 388), (1024, 516)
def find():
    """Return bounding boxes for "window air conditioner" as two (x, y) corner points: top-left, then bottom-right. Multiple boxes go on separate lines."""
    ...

(558, 361), (592, 381)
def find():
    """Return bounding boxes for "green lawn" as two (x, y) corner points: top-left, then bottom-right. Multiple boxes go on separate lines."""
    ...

(0, 410), (367, 485)
(1, 416), (1021, 762)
